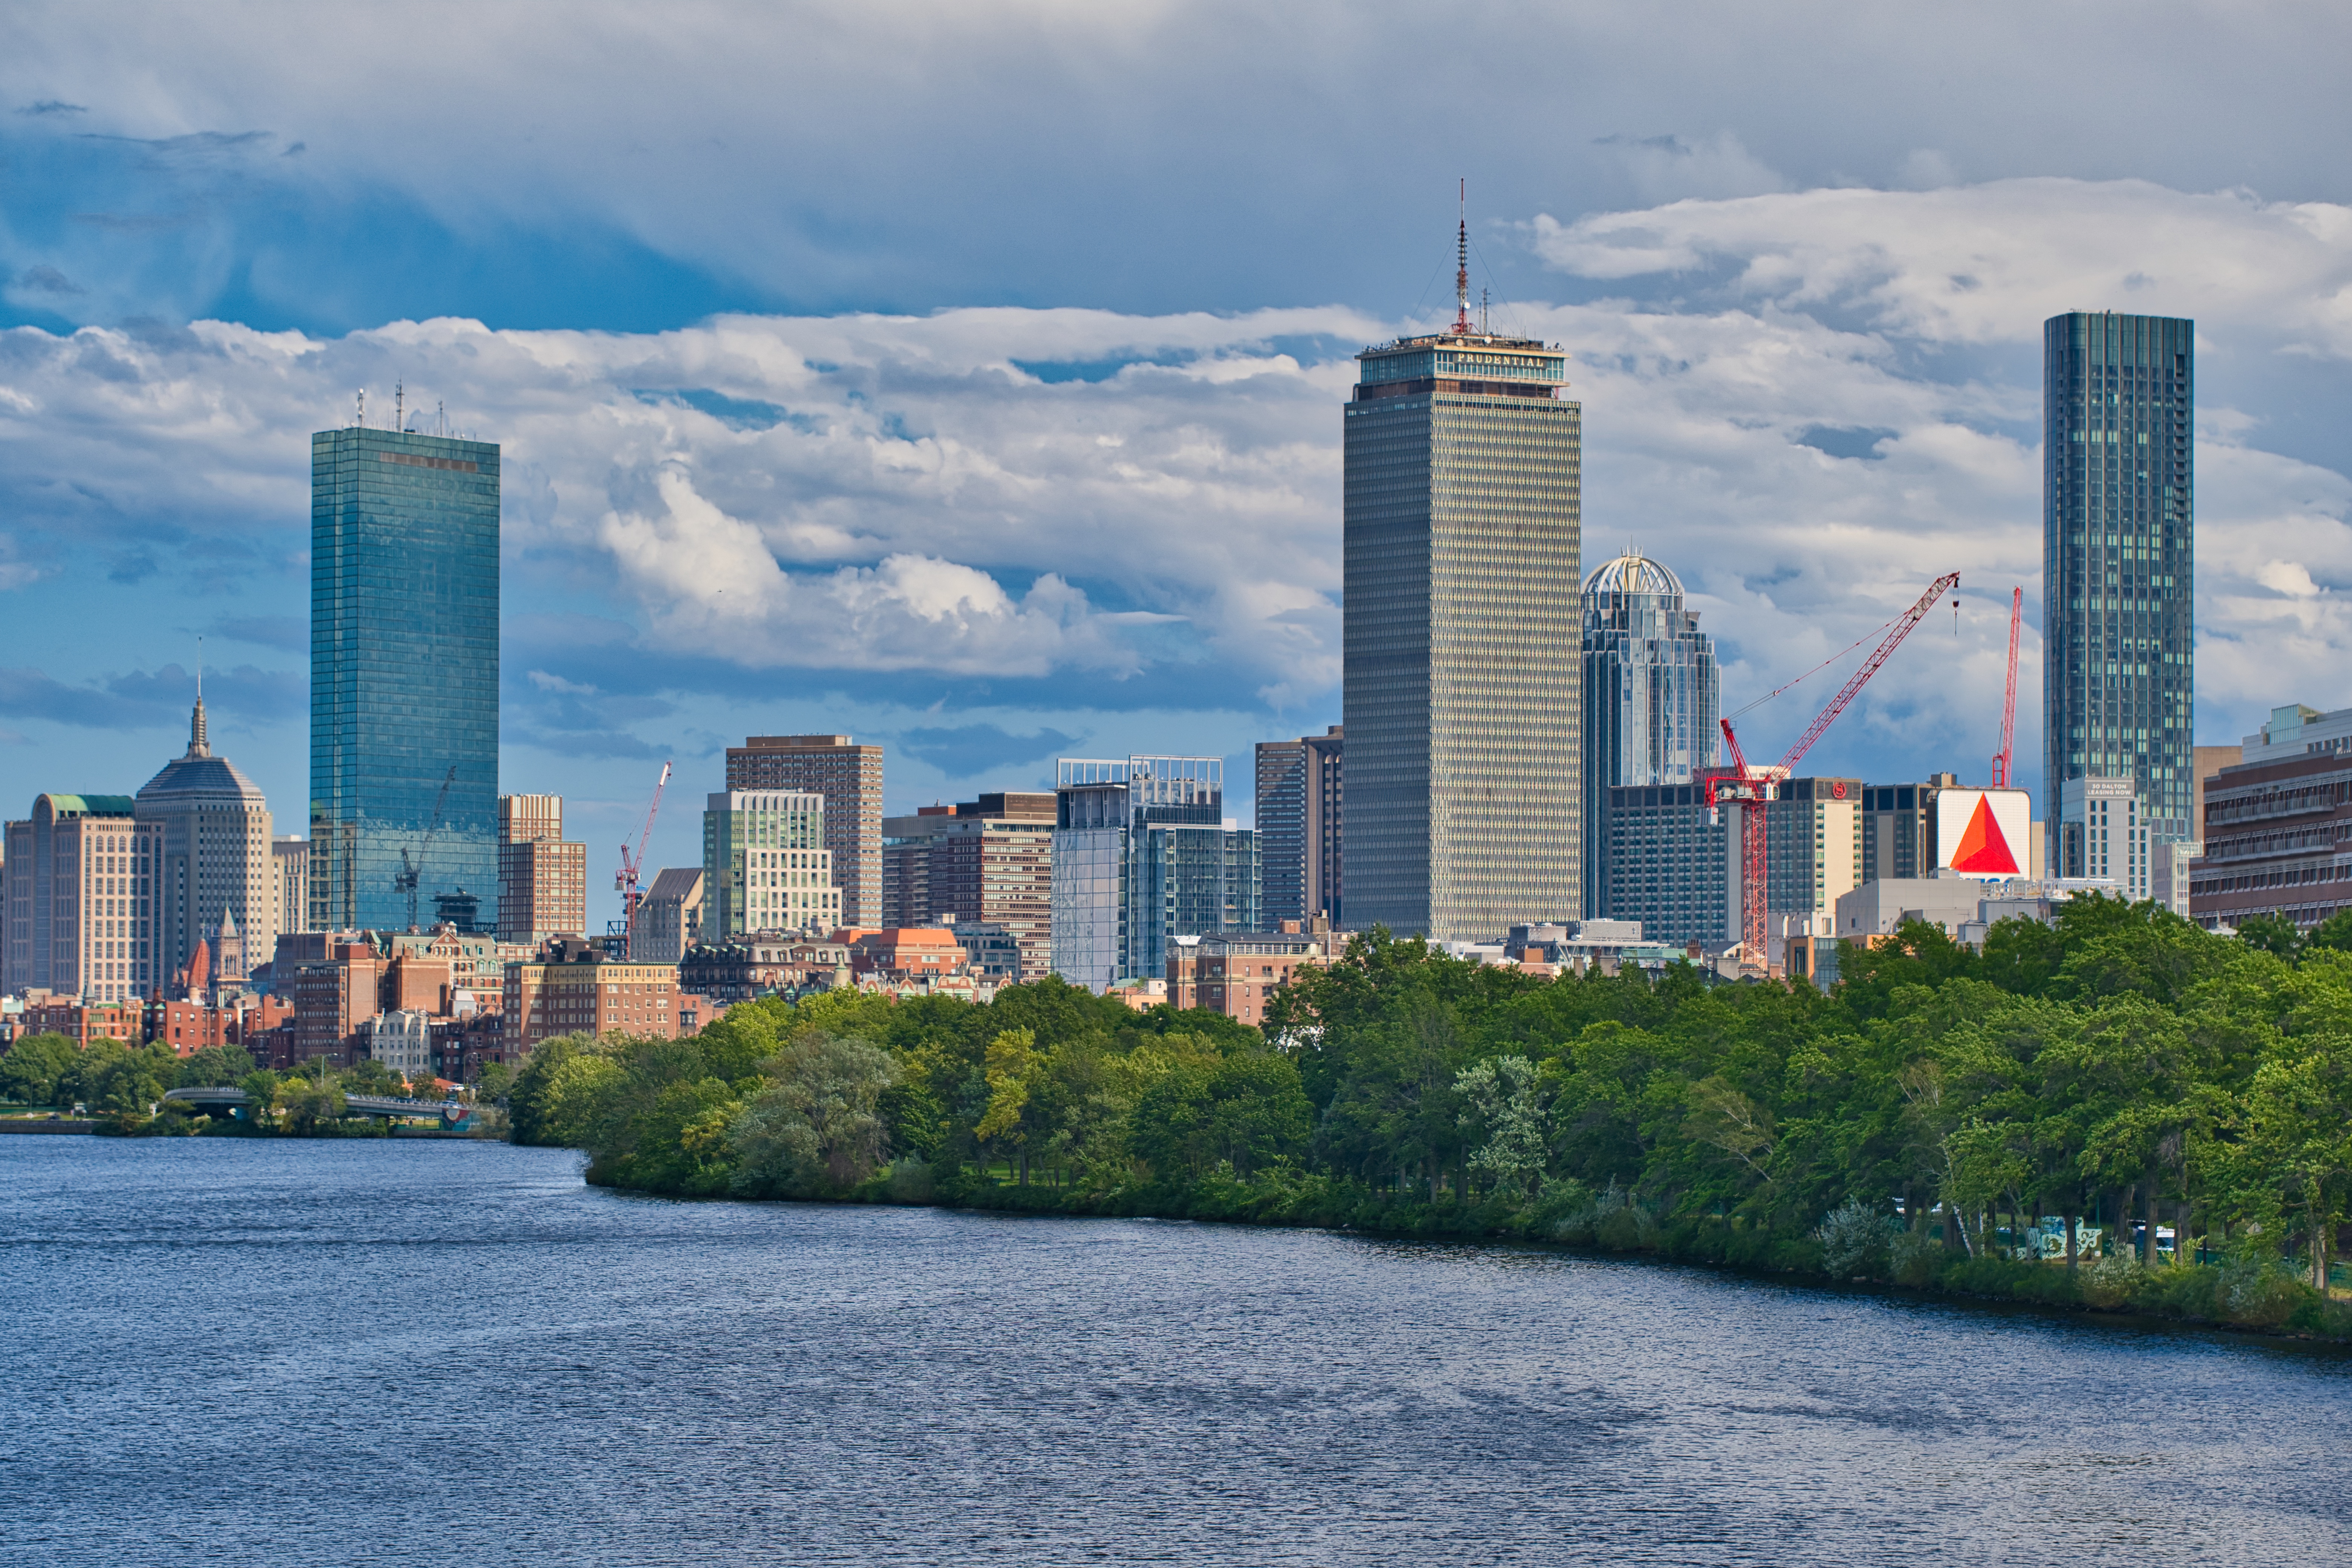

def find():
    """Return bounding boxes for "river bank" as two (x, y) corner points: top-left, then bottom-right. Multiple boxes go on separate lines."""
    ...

(584, 1158), (2352, 1343)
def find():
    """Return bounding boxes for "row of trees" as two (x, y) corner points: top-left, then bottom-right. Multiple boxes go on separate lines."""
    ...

(512, 896), (2352, 1330)
(0, 1034), (458, 1133)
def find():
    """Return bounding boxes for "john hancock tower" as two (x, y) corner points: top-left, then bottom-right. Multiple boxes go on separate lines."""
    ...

(1343, 212), (1582, 943)
(309, 410), (501, 934)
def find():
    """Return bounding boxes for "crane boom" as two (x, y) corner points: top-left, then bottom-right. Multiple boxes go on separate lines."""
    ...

(616, 761), (672, 958)
(1705, 571), (1959, 973)
(1776, 572), (1960, 775)
(1992, 585), (2022, 789)
(395, 765), (460, 931)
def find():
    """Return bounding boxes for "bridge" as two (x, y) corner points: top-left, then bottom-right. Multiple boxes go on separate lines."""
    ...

(162, 1087), (477, 1127)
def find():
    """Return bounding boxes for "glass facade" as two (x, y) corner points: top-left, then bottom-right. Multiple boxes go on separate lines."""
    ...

(310, 426), (501, 934)
(1253, 726), (1343, 927)
(1049, 758), (1259, 990)
(1600, 783), (1729, 946)
(1581, 552), (1718, 917)
(702, 791), (840, 937)
(1344, 332), (1582, 943)
(2044, 312), (2195, 868)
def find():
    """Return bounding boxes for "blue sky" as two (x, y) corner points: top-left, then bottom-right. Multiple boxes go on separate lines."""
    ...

(6, 1), (2352, 927)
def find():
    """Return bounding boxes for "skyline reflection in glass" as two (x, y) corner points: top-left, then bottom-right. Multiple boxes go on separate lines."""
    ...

(309, 424), (501, 934)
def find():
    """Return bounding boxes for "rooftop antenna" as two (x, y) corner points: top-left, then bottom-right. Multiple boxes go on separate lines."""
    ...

(1480, 286), (1490, 335)
(355, 388), (365, 428)
(395, 381), (404, 433)
(1453, 180), (1472, 336)
(437, 400), (446, 436)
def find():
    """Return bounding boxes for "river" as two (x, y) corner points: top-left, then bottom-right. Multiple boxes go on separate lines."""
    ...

(2, 1136), (2346, 1565)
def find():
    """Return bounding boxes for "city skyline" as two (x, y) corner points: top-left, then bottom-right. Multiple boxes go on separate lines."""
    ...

(8, 16), (2352, 919)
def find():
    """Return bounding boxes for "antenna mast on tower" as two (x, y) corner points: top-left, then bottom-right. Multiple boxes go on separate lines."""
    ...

(1453, 180), (1472, 336)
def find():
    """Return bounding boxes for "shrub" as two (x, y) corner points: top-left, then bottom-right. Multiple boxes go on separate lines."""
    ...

(1815, 1199), (1894, 1279)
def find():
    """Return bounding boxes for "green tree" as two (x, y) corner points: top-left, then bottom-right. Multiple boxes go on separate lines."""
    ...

(2235, 910), (2304, 960)
(177, 1044), (257, 1089)
(974, 1027), (1047, 1183)
(0, 1034), (80, 1106)
(728, 1032), (899, 1195)
(1459, 1055), (1550, 1197)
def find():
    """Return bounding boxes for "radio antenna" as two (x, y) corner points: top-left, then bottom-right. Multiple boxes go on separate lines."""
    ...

(1453, 180), (1472, 336)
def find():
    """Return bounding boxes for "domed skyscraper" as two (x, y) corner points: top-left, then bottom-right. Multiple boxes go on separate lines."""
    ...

(136, 687), (275, 996)
(1581, 549), (1719, 922)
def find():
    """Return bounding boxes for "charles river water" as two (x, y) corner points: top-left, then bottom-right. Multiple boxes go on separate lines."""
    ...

(4, 1139), (2349, 1565)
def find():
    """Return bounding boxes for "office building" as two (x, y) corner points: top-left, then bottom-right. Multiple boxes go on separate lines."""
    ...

(1343, 288), (1582, 942)
(1254, 727), (1344, 928)
(273, 837), (311, 942)
(1582, 550), (1718, 917)
(1050, 757), (1259, 991)
(2044, 311), (2195, 874)
(2058, 777), (2150, 899)
(725, 736), (884, 926)
(2191, 741), (2352, 931)
(635, 868), (706, 964)
(1597, 784), (1731, 948)
(881, 792), (1054, 978)
(497, 794), (588, 946)
(309, 420), (501, 934)
(1762, 776), (1864, 929)
(702, 790), (842, 940)
(3, 793), (145, 1002)
(122, 691), (276, 997)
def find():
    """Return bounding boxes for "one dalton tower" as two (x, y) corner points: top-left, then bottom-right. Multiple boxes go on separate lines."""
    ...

(1343, 194), (1583, 943)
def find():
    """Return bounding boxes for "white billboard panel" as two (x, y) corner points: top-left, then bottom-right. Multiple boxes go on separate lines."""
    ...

(1934, 788), (2031, 877)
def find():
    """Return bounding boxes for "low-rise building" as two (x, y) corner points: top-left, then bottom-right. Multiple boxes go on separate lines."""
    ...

(848, 927), (967, 983)
(677, 937), (851, 1004)
(146, 994), (293, 1057)
(502, 938), (713, 1053)
(20, 995), (143, 1046)
(1166, 926), (1339, 1025)
(367, 1009), (435, 1080)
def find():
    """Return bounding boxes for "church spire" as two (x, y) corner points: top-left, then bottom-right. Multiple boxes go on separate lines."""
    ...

(188, 638), (210, 757)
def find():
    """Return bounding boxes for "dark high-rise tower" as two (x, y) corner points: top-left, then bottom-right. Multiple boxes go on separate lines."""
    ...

(310, 421), (501, 934)
(1342, 213), (1582, 942)
(1255, 726), (1343, 927)
(2043, 312), (2195, 861)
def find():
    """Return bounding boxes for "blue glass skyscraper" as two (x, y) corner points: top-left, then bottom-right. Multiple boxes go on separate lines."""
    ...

(1581, 550), (1718, 917)
(310, 423), (501, 933)
(2043, 312), (2195, 862)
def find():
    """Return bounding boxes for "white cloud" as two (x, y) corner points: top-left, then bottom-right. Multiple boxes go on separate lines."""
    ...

(6, 177), (2352, 793)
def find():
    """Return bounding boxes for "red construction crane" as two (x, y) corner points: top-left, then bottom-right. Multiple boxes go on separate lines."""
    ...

(615, 760), (672, 959)
(1706, 571), (1961, 966)
(1991, 585), (2022, 789)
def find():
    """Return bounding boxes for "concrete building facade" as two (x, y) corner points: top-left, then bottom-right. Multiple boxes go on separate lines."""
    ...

(1343, 323), (1581, 942)
(725, 735), (884, 927)
(496, 794), (588, 946)
(702, 791), (842, 939)
(634, 868), (706, 964)
(135, 696), (275, 995)
(881, 792), (1054, 978)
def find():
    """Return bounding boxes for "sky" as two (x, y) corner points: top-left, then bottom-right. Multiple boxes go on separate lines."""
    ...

(5, 1), (2352, 931)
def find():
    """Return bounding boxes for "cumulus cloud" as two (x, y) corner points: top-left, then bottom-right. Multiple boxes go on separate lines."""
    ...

(5, 176), (2352, 803)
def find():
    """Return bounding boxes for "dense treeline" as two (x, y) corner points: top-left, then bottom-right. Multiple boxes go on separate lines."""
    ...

(510, 896), (2349, 1336)
(0, 1034), (459, 1134)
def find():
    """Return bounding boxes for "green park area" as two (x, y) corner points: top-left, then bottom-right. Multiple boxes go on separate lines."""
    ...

(503, 895), (2352, 1340)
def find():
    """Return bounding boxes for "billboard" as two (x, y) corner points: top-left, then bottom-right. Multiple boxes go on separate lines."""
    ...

(1934, 789), (2031, 877)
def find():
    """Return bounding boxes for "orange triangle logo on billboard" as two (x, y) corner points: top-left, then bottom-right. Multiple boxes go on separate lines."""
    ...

(1950, 794), (2019, 874)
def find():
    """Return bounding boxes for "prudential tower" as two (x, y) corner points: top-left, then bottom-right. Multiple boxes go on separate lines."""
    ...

(1342, 206), (1582, 943)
